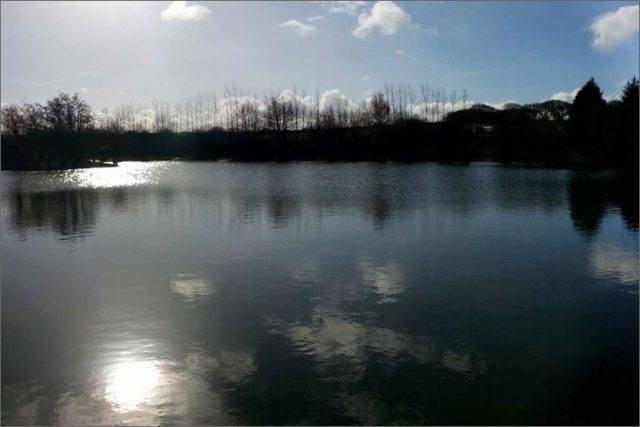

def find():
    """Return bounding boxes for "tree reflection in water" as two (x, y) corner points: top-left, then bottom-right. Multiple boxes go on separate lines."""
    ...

(568, 172), (638, 238)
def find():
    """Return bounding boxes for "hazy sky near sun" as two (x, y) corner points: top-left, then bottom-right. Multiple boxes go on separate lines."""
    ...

(1, 1), (638, 108)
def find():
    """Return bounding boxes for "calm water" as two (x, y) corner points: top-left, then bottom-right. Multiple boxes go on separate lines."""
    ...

(1, 161), (638, 425)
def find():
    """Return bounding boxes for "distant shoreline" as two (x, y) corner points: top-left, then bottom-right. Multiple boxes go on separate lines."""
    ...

(3, 77), (637, 175)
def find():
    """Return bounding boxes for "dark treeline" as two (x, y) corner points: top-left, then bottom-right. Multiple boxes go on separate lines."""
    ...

(1, 78), (638, 177)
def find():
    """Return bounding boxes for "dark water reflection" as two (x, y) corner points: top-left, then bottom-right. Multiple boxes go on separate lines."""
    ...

(568, 173), (639, 237)
(1, 161), (638, 425)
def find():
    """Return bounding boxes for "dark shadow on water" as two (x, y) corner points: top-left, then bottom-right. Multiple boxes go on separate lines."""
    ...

(6, 189), (99, 240)
(568, 176), (608, 238)
(4, 186), (182, 240)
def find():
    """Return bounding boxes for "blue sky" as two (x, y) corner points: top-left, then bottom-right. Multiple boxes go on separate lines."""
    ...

(1, 1), (638, 108)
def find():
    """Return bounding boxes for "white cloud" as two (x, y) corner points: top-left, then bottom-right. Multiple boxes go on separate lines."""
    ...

(361, 74), (370, 82)
(135, 108), (156, 126)
(307, 15), (324, 22)
(409, 101), (465, 120)
(483, 99), (518, 110)
(277, 89), (315, 108)
(317, 1), (368, 15)
(319, 89), (355, 111)
(604, 93), (619, 102)
(161, 1), (210, 21)
(394, 49), (405, 56)
(358, 259), (406, 303)
(279, 20), (317, 36)
(590, 5), (639, 52)
(353, 1), (414, 38)
(549, 87), (580, 102)
(217, 95), (265, 118)
(95, 107), (158, 131)
(550, 88), (618, 103)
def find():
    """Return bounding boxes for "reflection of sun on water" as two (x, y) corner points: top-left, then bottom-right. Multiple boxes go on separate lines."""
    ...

(104, 360), (160, 412)
(65, 161), (167, 189)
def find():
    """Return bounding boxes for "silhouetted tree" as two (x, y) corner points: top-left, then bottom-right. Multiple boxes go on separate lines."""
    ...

(569, 78), (606, 157)
(39, 93), (94, 133)
(0, 104), (23, 136)
(621, 76), (639, 111)
(470, 103), (496, 112)
(615, 76), (640, 173)
(502, 103), (522, 111)
(538, 100), (570, 121)
(366, 93), (390, 126)
(21, 104), (47, 133)
(1, 79), (637, 172)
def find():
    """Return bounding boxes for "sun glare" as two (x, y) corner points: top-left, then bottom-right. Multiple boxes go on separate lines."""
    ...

(62, 162), (165, 188)
(104, 360), (160, 412)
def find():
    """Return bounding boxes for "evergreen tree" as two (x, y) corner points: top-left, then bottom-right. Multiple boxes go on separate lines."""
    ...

(569, 77), (607, 157)
(617, 77), (639, 174)
(621, 76), (639, 116)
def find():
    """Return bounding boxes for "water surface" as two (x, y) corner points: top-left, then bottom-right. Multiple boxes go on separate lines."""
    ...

(2, 161), (638, 425)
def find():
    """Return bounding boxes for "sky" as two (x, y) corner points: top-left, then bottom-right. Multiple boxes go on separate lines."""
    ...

(1, 1), (638, 109)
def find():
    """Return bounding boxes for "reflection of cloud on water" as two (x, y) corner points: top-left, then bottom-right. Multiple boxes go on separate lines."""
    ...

(284, 308), (487, 382)
(0, 382), (46, 426)
(287, 308), (463, 370)
(54, 392), (122, 426)
(590, 241), (639, 285)
(276, 307), (488, 424)
(170, 273), (215, 302)
(291, 308), (399, 361)
(357, 258), (406, 302)
(287, 308), (426, 383)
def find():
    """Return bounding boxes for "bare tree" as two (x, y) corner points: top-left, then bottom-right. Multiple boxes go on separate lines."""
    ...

(39, 93), (93, 133)
(0, 104), (24, 136)
(365, 93), (390, 125)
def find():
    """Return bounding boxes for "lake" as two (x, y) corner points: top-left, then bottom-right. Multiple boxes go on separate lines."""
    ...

(1, 161), (638, 425)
